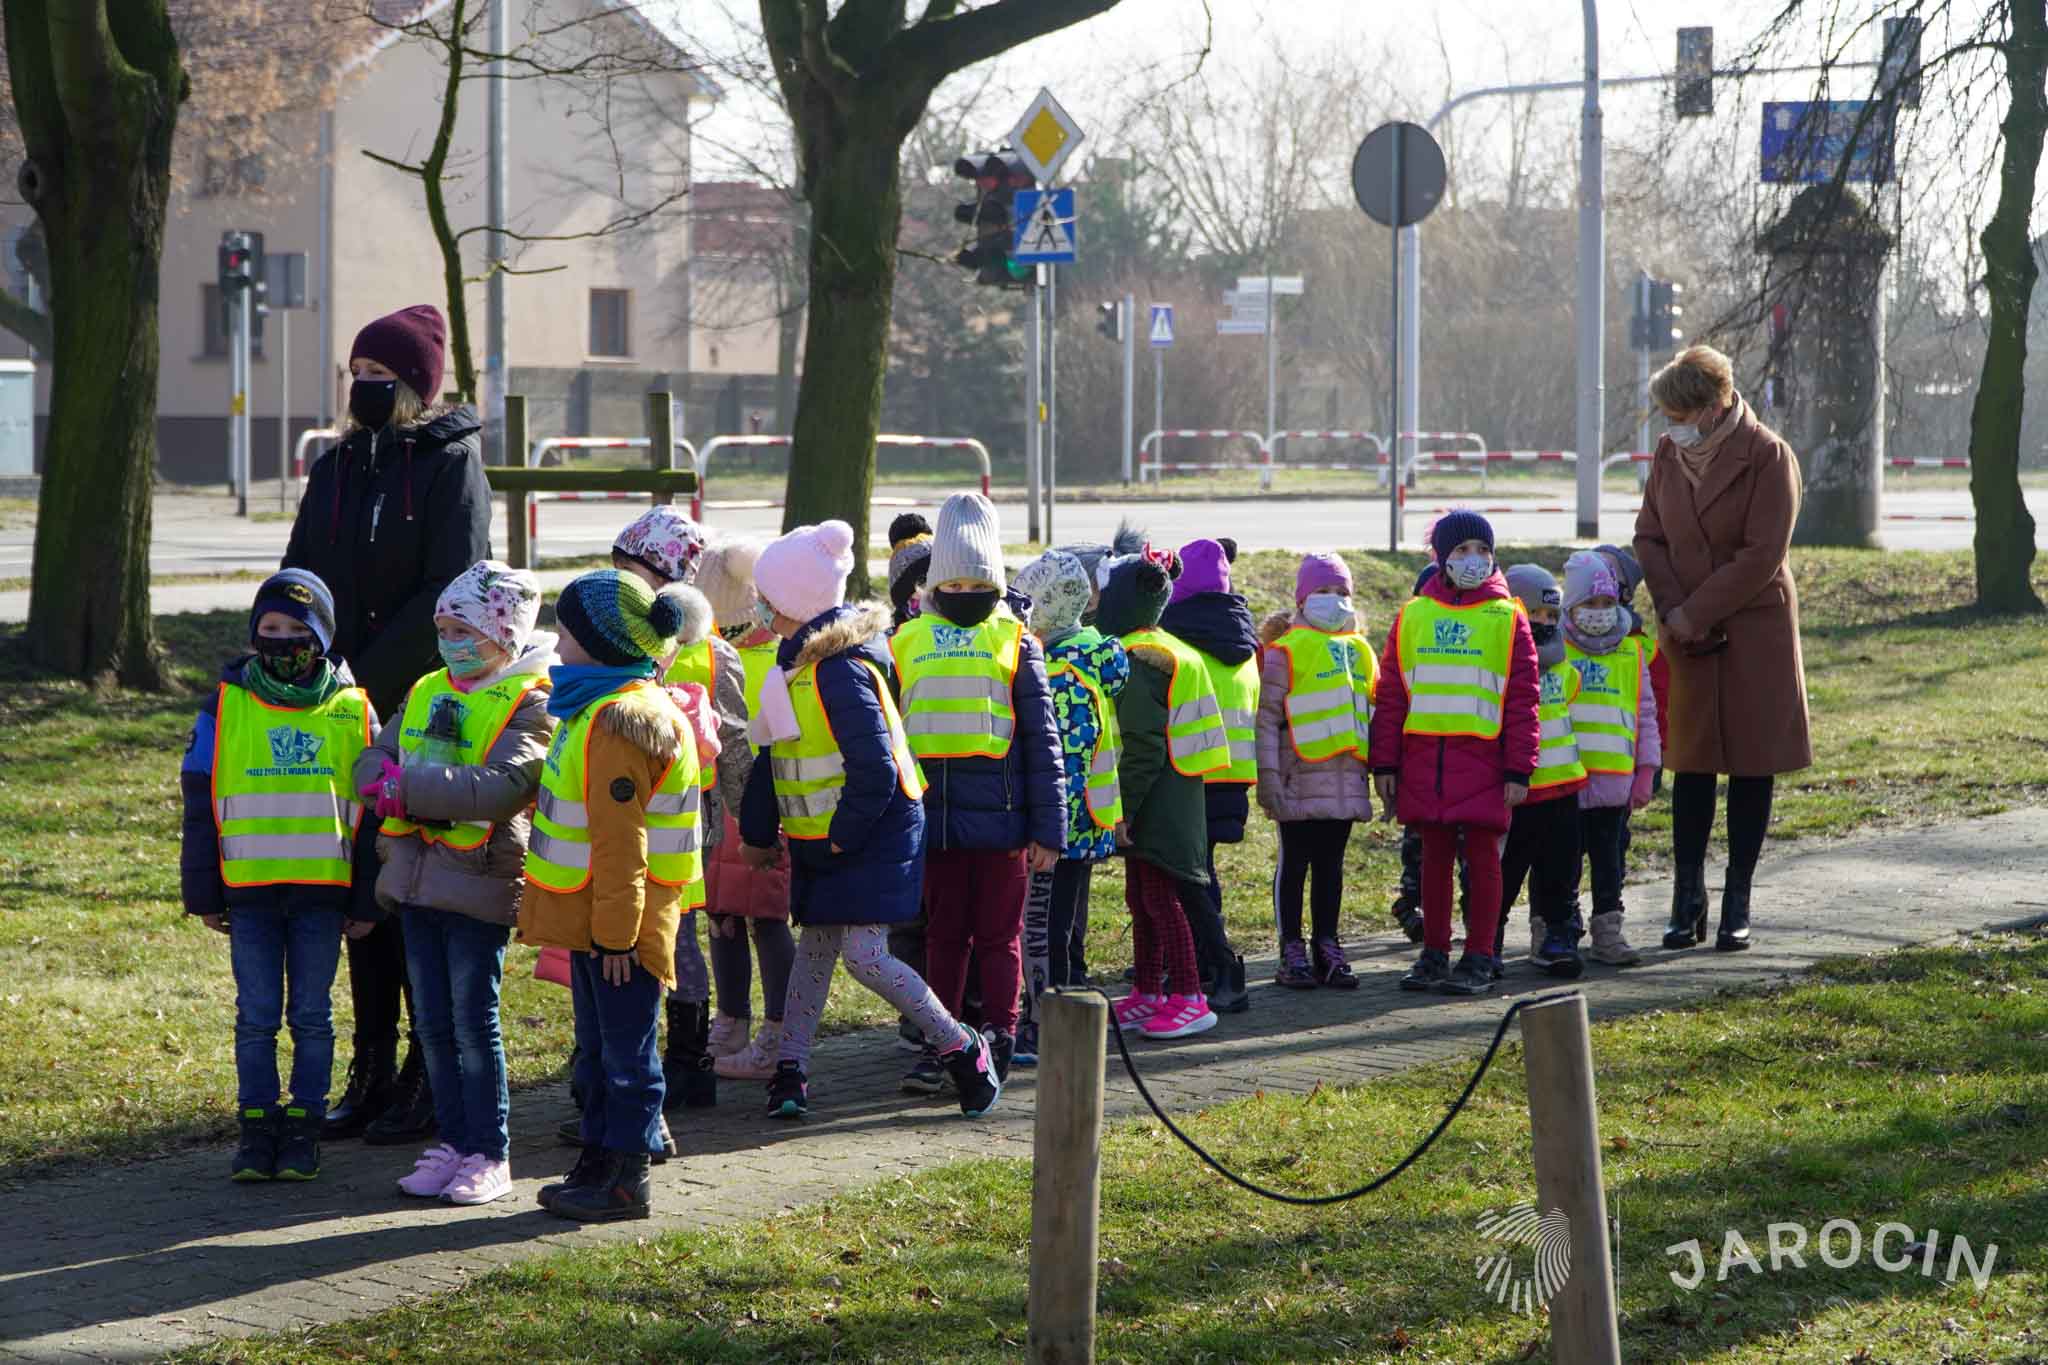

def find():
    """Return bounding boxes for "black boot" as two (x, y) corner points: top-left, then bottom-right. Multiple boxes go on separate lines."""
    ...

(549, 1150), (652, 1222)
(1207, 954), (1250, 1014)
(1715, 876), (1753, 951)
(322, 1036), (397, 1139)
(230, 1106), (278, 1182)
(363, 1046), (435, 1145)
(273, 1106), (322, 1181)
(1662, 864), (1709, 950)
(662, 998), (716, 1111)
(537, 1146), (607, 1212)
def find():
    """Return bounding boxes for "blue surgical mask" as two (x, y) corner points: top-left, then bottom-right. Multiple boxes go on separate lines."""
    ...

(1665, 423), (1702, 448)
(1301, 593), (1354, 632)
(1447, 552), (1494, 589)
(753, 597), (778, 632)
(438, 634), (492, 678)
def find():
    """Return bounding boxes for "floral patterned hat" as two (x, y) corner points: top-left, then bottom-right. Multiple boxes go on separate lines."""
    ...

(613, 506), (709, 585)
(433, 560), (541, 654)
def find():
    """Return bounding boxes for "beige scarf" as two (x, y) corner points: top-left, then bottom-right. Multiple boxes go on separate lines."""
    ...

(1674, 394), (1747, 489)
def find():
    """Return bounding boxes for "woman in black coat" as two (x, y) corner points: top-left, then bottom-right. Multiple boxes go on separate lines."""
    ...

(284, 303), (491, 1142)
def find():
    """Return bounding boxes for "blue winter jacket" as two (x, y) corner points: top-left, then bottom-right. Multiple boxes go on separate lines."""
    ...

(1159, 590), (1260, 844)
(899, 604), (1067, 854)
(179, 657), (384, 921)
(740, 603), (926, 927)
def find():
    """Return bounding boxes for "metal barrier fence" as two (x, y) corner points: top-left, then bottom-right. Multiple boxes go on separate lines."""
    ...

(1136, 429), (1273, 486)
(691, 434), (993, 523)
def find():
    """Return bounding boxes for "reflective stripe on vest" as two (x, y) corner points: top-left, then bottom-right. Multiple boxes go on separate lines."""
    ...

(1189, 646), (1261, 785)
(737, 639), (777, 754)
(1395, 597), (1521, 740)
(524, 682), (705, 906)
(774, 658), (926, 839)
(1530, 660), (1588, 791)
(889, 612), (1023, 760)
(1121, 628), (1231, 777)
(380, 670), (539, 849)
(1269, 626), (1380, 764)
(1048, 658), (1125, 829)
(1565, 638), (1643, 775)
(212, 683), (372, 888)
(662, 638), (720, 793)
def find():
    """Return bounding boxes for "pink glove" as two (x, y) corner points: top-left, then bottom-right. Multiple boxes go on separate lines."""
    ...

(1629, 766), (1656, 811)
(359, 758), (407, 821)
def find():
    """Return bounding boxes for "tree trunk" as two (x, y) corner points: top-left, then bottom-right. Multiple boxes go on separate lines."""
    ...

(13, 2), (182, 687)
(779, 102), (902, 598)
(1969, 0), (2048, 614)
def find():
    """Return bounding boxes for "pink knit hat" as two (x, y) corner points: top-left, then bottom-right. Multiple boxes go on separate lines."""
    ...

(1168, 539), (1231, 604)
(753, 520), (855, 624)
(1295, 552), (1353, 605)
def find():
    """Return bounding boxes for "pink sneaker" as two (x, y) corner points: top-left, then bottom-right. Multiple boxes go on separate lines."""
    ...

(714, 1020), (784, 1081)
(1141, 995), (1217, 1040)
(1112, 992), (1162, 1030)
(396, 1143), (463, 1198)
(707, 1013), (749, 1059)
(441, 1152), (512, 1206)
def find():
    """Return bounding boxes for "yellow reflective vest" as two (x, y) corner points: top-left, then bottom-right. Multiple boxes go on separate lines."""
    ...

(1394, 596), (1522, 740)
(1188, 646), (1261, 785)
(1120, 628), (1231, 777)
(213, 682), (372, 888)
(1531, 659), (1588, 791)
(381, 669), (541, 850)
(1267, 626), (1379, 764)
(889, 611), (1024, 760)
(1565, 638), (1644, 775)
(773, 658), (926, 840)
(526, 682), (704, 907)
(737, 638), (777, 752)
(1047, 658), (1124, 829)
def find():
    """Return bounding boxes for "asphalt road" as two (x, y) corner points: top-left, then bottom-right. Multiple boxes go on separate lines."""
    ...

(0, 485), (2022, 623)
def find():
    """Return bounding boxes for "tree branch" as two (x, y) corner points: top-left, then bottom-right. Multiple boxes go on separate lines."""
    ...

(361, 148), (424, 176)
(449, 188), (690, 245)
(0, 285), (52, 353)
(44, 0), (129, 137)
(798, 0), (857, 109)
(891, 0), (1124, 83)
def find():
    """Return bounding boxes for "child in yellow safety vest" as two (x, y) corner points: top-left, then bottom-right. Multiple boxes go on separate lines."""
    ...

(352, 561), (555, 1205)
(1498, 565), (1591, 980)
(179, 570), (382, 1184)
(1560, 551), (1662, 966)
(519, 570), (700, 1223)
(1257, 552), (1377, 991)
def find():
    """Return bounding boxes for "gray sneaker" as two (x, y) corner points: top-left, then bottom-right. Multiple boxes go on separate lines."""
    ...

(900, 1045), (948, 1095)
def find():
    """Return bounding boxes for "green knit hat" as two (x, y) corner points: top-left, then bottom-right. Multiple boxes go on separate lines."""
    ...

(555, 569), (683, 666)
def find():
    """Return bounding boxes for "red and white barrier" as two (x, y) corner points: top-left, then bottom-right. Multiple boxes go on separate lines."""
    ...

(521, 434), (699, 561)
(1888, 458), (1970, 469)
(691, 433), (993, 527)
(292, 427), (341, 483)
(1411, 450), (1575, 464)
(1137, 429), (1274, 486)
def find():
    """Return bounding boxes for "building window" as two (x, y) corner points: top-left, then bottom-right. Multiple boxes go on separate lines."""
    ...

(589, 289), (631, 358)
(197, 147), (266, 199)
(202, 284), (264, 359)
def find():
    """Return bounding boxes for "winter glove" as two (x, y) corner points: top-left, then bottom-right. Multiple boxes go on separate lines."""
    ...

(359, 758), (407, 822)
(1629, 766), (1656, 811)
(1256, 778), (1280, 819)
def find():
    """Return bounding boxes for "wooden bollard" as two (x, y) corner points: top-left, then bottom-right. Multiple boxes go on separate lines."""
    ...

(646, 390), (675, 507)
(1520, 993), (1621, 1364)
(1028, 991), (1106, 1365)
(504, 394), (530, 570)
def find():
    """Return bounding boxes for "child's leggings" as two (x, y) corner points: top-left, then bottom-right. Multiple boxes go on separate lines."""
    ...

(707, 914), (797, 1023)
(1124, 858), (1202, 996)
(1420, 823), (1503, 956)
(776, 924), (970, 1071)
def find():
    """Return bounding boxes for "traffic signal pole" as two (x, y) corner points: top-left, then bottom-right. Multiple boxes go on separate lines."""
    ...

(1120, 293), (1135, 485)
(233, 276), (250, 517)
(1636, 270), (1653, 484)
(1025, 272), (1042, 543)
(1046, 264), (1057, 545)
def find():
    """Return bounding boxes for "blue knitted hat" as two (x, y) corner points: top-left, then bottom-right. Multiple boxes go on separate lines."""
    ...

(555, 569), (684, 666)
(250, 569), (337, 654)
(1429, 509), (1496, 563)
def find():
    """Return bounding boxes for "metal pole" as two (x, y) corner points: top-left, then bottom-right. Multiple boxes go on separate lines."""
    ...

(1636, 272), (1652, 488)
(1026, 991), (1107, 1364)
(1120, 293), (1135, 485)
(278, 307), (291, 513)
(234, 282), (250, 517)
(1521, 995), (1622, 1363)
(1575, 0), (1606, 540)
(505, 393), (530, 569)
(1387, 131), (1402, 554)
(647, 390), (675, 508)
(484, 0), (509, 465)
(318, 110), (335, 430)
(1153, 348), (1163, 444)
(1400, 225), (1419, 495)
(1026, 272), (1042, 543)
(1265, 266), (1277, 491)
(1047, 265), (1057, 545)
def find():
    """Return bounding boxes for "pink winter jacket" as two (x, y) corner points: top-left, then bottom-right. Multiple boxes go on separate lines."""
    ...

(1255, 610), (1374, 824)
(1366, 571), (1542, 834)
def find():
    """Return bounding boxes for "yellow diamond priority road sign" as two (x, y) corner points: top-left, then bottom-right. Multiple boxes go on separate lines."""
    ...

(1008, 87), (1084, 185)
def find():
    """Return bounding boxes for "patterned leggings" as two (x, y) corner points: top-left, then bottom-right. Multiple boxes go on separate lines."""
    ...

(670, 912), (709, 1006)
(1124, 858), (1202, 996)
(776, 924), (971, 1072)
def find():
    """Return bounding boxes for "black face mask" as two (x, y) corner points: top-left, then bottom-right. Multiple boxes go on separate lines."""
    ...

(932, 588), (1000, 628)
(349, 378), (398, 429)
(253, 633), (319, 681)
(1529, 622), (1559, 647)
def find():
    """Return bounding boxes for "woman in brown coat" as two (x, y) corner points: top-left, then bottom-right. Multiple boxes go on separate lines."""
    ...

(1633, 345), (1813, 953)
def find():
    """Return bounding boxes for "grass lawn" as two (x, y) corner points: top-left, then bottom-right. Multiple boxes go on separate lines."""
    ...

(175, 930), (2048, 1364)
(4, 548), (2046, 1183)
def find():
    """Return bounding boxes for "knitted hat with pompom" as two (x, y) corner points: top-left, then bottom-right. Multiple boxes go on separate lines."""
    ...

(555, 569), (684, 666)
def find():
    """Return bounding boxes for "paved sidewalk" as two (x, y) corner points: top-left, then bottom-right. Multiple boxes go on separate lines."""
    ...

(7, 809), (2048, 1362)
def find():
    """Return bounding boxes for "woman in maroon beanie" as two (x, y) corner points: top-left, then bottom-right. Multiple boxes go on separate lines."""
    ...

(285, 303), (491, 1144)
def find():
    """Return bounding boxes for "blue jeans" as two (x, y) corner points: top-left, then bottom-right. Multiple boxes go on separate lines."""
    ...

(400, 908), (511, 1160)
(229, 902), (345, 1117)
(568, 949), (665, 1155)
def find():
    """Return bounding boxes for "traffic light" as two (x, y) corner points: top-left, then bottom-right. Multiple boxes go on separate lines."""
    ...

(952, 151), (1034, 289)
(217, 232), (257, 292)
(1096, 300), (1122, 342)
(1648, 278), (1683, 351)
(1675, 27), (1713, 118)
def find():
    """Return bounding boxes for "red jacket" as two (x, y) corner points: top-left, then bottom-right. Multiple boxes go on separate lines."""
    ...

(1642, 629), (1672, 757)
(1367, 570), (1542, 833)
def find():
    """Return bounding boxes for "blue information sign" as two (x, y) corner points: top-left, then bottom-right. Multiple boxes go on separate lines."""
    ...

(1761, 101), (1893, 184)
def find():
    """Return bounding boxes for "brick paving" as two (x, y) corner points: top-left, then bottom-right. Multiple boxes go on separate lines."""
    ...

(6, 809), (2048, 1362)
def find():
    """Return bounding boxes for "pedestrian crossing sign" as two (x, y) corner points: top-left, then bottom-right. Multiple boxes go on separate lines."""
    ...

(1012, 188), (1077, 264)
(1149, 304), (1175, 348)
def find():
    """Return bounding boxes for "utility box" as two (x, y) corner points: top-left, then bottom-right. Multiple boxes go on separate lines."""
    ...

(0, 359), (35, 475)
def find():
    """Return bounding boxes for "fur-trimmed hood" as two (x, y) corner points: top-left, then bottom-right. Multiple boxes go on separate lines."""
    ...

(791, 602), (893, 671)
(1258, 610), (1294, 646)
(597, 683), (685, 765)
